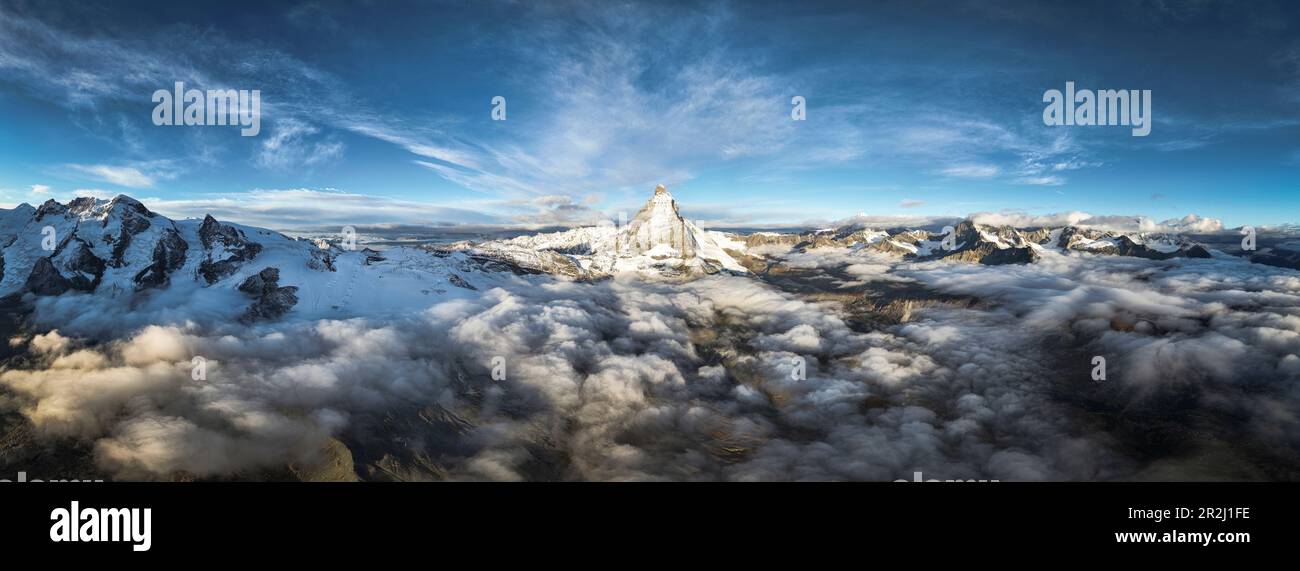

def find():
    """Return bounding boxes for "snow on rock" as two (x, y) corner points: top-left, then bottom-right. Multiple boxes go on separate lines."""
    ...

(0, 195), (511, 326)
(0, 190), (1231, 330)
(469, 184), (747, 278)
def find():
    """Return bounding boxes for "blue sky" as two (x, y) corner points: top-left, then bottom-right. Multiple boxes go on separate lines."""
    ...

(0, 0), (1297, 230)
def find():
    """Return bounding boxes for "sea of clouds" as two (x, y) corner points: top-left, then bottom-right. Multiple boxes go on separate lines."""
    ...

(1, 247), (1297, 481)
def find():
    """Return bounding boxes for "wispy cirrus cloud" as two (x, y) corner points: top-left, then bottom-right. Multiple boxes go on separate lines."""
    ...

(125, 188), (506, 229)
(0, 5), (348, 172)
(4, 1), (1298, 228)
(1016, 175), (1065, 186)
(940, 164), (1000, 178)
(67, 162), (178, 189)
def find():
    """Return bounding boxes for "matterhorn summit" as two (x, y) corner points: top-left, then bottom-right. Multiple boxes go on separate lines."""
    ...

(606, 183), (746, 273)
(616, 184), (696, 257)
(468, 184), (749, 277)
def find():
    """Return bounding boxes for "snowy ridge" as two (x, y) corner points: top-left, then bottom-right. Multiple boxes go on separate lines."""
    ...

(0, 191), (1237, 326)
(0, 195), (507, 323)
(727, 217), (1215, 266)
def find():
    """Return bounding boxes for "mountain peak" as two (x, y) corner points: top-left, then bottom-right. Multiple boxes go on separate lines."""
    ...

(599, 184), (746, 273)
(619, 184), (687, 255)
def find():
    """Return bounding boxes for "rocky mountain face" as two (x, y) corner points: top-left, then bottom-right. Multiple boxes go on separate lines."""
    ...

(615, 184), (698, 257)
(0, 191), (1240, 327)
(426, 184), (1239, 280)
(0, 195), (496, 324)
(733, 218), (1215, 265)
(1245, 247), (1300, 271)
(237, 267), (299, 323)
(463, 184), (747, 277)
(0, 192), (1278, 484)
(198, 214), (263, 284)
(1, 195), (186, 296)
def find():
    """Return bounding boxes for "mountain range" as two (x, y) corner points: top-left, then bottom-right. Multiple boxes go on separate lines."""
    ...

(0, 186), (1289, 325)
(1, 184), (1297, 482)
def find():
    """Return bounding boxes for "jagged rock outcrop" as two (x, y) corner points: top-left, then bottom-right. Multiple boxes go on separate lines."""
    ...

(1184, 245), (1212, 258)
(133, 227), (188, 289)
(237, 267), (298, 322)
(865, 239), (920, 256)
(941, 243), (1039, 265)
(24, 257), (72, 295)
(1110, 235), (1170, 259)
(1053, 226), (1209, 260)
(55, 239), (107, 291)
(1057, 226), (1109, 249)
(27, 237), (108, 295)
(34, 199), (68, 221)
(103, 196), (155, 268)
(448, 273), (476, 290)
(238, 267), (279, 295)
(362, 248), (386, 265)
(467, 250), (585, 278)
(0, 194), (498, 321)
(743, 233), (802, 249)
(67, 196), (98, 217)
(1247, 247), (1300, 270)
(740, 218), (1218, 267)
(199, 215), (263, 284)
(306, 248), (337, 272)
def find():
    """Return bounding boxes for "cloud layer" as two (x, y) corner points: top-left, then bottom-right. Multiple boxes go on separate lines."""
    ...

(6, 242), (1295, 481)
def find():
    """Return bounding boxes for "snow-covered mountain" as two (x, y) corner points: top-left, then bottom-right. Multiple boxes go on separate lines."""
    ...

(464, 184), (747, 277)
(0, 195), (498, 323)
(0, 186), (752, 328)
(0, 191), (1294, 485)
(730, 218), (1214, 265)
(0, 189), (1253, 327)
